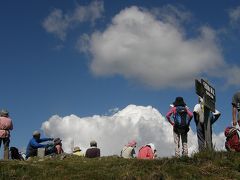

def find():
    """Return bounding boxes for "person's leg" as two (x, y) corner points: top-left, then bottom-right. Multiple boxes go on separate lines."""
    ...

(173, 130), (180, 158)
(197, 123), (205, 151)
(3, 138), (10, 160)
(181, 133), (188, 157)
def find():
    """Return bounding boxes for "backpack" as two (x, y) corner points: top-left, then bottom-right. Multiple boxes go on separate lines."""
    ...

(10, 147), (24, 160)
(225, 126), (240, 152)
(173, 106), (189, 134)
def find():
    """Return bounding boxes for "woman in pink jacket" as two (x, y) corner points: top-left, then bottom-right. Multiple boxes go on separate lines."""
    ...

(0, 109), (13, 160)
(137, 143), (156, 159)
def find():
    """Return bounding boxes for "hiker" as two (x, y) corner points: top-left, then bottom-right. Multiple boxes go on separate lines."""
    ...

(85, 140), (100, 158)
(54, 138), (64, 154)
(166, 97), (193, 157)
(120, 140), (137, 159)
(232, 92), (240, 127)
(72, 146), (84, 157)
(10, 147), (24, 160)
(26, 130), (54, 159)
(0, 109), (13, 160)
(225, 126), (240, 152)
(193, 97), (221, 151)
(137, 143), (156, 159)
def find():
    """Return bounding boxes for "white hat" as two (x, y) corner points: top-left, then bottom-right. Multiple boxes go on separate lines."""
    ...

(147, 143), (156, 153)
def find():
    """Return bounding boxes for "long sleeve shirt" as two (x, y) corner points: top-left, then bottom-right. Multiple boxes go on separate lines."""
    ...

(26, 137), (52, 158)
(0, 117), (13, 138)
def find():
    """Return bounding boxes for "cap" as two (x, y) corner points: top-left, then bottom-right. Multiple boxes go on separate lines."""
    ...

(33, 130), (40, 136)
(0, 109), (9, 117)
(90, 140), (97, 147)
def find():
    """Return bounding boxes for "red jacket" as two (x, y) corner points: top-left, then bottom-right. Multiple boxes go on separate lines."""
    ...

(137, 145), (154, 159)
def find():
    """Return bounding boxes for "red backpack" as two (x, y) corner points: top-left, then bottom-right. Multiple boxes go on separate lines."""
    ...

(225, 126), (240, 152)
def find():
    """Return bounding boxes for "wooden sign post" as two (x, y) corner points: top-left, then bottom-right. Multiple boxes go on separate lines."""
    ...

(195, 79), (216, 150)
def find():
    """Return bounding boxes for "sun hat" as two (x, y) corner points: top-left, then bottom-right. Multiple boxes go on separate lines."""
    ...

(147, 143), (156, 153)
(73, 146), (81, 152)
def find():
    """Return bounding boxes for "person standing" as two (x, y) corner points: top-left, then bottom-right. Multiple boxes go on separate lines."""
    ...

(0, 109), (13, 160)
(166, 97), (193, 157)
(232, 92), (240, 127)
(193, 97), (221, 151)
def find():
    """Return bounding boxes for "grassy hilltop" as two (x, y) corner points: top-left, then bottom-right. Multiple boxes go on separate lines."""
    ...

(0, 151), (240, 180)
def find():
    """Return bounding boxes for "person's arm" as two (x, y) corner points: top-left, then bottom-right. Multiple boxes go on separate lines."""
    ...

(211, 110), (221, 125)
(131, 148), (136, 158)
(186, 108), (193, 125)
(232, 106), (237, 127)
(38, 138), (53, 143)
(232, 94), (238, 127)
(30, 139), (47, 148)
(9, 119), (13, 130)
(166, 108), (174, 126)
(193, 112), (199, 124)
(193, 104), (200, 124)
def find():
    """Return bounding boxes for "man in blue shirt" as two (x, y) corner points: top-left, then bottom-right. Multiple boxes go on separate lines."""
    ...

(26, 130), (53, 159)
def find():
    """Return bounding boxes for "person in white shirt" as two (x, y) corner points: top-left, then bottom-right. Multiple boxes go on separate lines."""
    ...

(193, 97), (221, 151)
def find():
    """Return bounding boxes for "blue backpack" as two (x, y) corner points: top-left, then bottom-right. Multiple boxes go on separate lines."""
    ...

(173, 106), (189, 133)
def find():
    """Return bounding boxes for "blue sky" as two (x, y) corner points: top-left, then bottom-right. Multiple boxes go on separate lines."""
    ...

(1, 0), (240, 153)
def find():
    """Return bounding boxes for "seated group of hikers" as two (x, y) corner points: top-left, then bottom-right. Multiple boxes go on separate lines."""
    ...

(10, 128), (240, 161)
(10, 131), (100, 160)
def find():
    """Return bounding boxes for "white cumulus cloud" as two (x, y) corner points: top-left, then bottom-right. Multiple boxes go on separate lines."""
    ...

(41, 105), (225, 157)
(229, 6), (240, 26)
(42, 1), (104, 40)
(77, 6), (240, 89)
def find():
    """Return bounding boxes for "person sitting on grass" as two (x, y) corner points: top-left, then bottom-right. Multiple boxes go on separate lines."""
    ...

(85, 140), (100, 158)
(26, 130), (54, 159)
(54, 138), (64, 154)
(137, 143), (157, 159)
(120, 140), (137, 159)
(72, 146), (84, 157)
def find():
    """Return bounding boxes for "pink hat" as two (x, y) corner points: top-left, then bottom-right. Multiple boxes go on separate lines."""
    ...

(127, 140), (137, 147)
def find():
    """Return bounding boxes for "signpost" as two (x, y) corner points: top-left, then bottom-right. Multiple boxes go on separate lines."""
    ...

(195, 79), (216, 150)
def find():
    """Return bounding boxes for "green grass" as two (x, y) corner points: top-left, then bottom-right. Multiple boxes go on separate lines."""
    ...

(1, 151), (240, 179)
